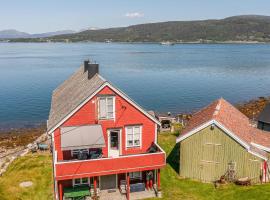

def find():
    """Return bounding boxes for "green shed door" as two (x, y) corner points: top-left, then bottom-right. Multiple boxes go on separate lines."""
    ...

(200, 143), (222, 182)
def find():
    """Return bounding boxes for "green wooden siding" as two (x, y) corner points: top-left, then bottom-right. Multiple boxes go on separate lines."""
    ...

(180, 125), (263, 183)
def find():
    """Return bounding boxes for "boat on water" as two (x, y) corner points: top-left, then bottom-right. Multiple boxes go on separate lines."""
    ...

(105, 39), (112, 43)
(160, 41), (175, 45)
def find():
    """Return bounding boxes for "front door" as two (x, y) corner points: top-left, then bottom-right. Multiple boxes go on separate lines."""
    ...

(108, 130), (120, 157)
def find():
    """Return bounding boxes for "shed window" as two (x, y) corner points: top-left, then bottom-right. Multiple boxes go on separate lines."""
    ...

(126, 126), (142, 148)
(98, 96), (115, 120)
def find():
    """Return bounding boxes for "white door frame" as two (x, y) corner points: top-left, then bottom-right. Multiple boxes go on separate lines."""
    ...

(107, 128), (122, 157)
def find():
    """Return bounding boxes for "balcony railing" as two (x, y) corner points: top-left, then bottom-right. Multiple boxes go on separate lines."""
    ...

(54, 143), (166, 180)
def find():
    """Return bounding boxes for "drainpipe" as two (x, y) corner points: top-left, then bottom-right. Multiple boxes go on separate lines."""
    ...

(47, 119), (57, 200)
(264, 160), (267, 183)
(50, 135), (57, 199)
(51, 147), (55, 199)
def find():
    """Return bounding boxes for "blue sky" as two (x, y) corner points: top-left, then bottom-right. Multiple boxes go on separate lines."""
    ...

(1, 0), (270, 33)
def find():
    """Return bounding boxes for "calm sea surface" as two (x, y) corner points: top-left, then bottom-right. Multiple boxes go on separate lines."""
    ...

(0, 43), (270, 129)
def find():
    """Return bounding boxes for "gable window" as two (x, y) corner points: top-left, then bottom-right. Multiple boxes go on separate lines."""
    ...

(98, 96), (115, 120)
(126, 126), (142, 148)
(129, 171), (142, 180)
(73, 177), (90, 186)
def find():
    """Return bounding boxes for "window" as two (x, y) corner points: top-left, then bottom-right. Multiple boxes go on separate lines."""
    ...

(129, 171), (142, 180)
(126, 126), (142, 148)
(71, 149), (89, 157)
(98, 96), (115, 120)
(73, 177), (90, 186)
(81, 177), (89, 184)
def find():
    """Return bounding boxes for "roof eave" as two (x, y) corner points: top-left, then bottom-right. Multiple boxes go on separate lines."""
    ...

(176, 120), (269, 160)
(250, 142), (270, 153)
(47, 81), (108, 134)
(248, 149), (268, 161)
(48, 81), (161, 134)
(176, 119), (250, 150)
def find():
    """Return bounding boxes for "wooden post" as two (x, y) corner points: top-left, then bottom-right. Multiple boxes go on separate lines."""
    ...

(157, 169), (161, 189)
(127, 173), (130, 200)
(94, 177), (97, 195)
(146, 171), (149, 190)
(58, 181), (63, 200)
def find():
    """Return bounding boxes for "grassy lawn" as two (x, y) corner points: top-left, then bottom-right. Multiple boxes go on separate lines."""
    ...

(0, 152), (53, 200)
(155, 132), (270, 200)
(1, 133), (270, 200)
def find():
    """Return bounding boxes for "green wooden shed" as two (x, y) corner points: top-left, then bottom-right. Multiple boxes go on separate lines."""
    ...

(176, 98), (270, 183)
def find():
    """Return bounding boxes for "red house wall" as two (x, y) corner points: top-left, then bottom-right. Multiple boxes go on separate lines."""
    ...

(54, 86), (156, 161)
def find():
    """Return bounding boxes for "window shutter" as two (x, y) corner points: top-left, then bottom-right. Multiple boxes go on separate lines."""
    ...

(133, 127), (140, 146)
(107, 97), (114, 118)
(126, 127), (133, 147)
(99, 98), (107, 118)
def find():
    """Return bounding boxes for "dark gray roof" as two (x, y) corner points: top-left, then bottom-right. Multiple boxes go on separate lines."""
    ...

(48, 66), (106, 131)
(258, 104), (270, 124)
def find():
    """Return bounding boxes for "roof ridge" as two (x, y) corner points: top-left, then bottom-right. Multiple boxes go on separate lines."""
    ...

(191, 99), (220, 117)
(97, 73), (107, 82)
(213, 98), (222, 117)
(48, 66), (106, 131)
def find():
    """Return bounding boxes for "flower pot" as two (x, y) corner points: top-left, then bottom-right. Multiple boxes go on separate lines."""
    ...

(157, 190), (162, 198)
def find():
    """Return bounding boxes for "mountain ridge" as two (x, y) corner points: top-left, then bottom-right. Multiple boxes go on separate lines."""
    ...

(5, 15), (270, 43)
(0, 29), (76, 39)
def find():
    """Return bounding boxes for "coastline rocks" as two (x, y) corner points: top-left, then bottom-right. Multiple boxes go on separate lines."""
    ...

(0, 132), (47, 176)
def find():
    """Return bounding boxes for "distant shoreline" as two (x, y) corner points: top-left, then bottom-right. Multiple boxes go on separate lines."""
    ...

(0, 121), (46, 133)
(1, 40), (270, 44)
(0, 125), (46, 149)
(0, 96), (269, 135)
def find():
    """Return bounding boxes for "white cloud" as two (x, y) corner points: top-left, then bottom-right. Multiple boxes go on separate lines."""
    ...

(125, 12), (144, 18)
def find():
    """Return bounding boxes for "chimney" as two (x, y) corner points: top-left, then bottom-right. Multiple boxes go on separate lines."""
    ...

(84, 60), (99, 79)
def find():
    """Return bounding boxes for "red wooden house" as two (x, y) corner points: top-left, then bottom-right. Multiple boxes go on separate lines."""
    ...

(47, 61), (166, 200)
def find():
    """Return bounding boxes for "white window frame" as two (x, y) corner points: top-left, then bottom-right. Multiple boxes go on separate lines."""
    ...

(98, 96), (115, 120)
(72, 177), (90, 187)
(129, 171), (142, 180)
(125, 125), (142, 148)
(71, 149), (89, 157)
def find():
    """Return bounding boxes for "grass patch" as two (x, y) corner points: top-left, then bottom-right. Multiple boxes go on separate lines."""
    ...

(150, 132), (270, 200)
(0, 152), (53, 200)
(1, 132), (270, 200)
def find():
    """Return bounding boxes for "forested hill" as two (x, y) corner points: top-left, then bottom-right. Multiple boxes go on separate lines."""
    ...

(9, 15), (270, 43)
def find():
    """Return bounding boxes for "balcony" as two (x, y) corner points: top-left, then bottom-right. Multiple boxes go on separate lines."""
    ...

(54, 144), (166, 180)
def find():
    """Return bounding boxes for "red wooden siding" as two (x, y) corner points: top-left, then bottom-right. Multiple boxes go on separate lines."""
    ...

(55, 152), (165, 180)
(54, 85), (156, 161)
